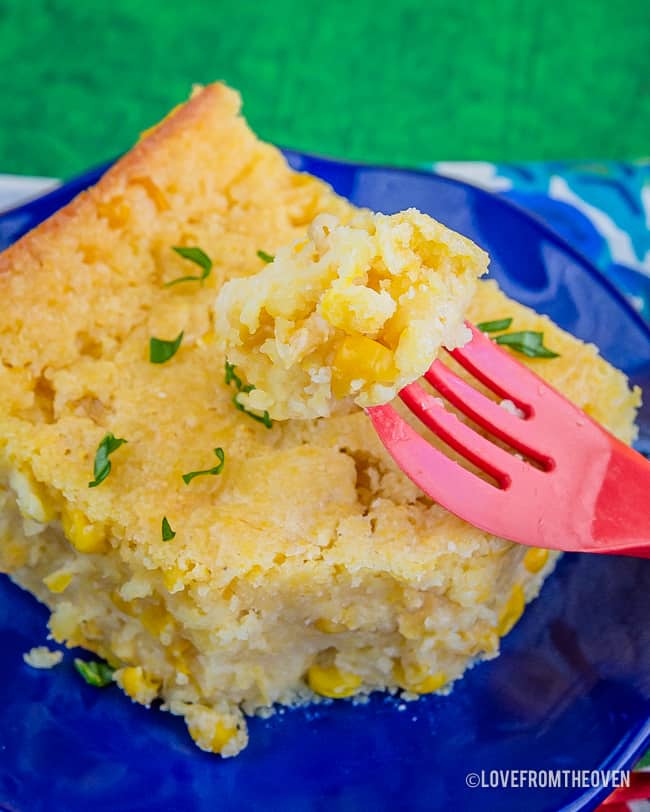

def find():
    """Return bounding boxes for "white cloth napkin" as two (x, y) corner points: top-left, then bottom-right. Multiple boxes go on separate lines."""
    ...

(0, 174), (60, 213)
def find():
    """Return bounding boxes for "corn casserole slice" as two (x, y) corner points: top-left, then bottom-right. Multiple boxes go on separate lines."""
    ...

(0, 83), (640, 757)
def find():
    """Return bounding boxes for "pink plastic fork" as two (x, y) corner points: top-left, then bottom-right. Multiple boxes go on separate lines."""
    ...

(367, 323), (650, 557)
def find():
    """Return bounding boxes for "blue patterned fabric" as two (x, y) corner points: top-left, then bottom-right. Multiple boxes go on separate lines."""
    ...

(433, 160), (650, 323)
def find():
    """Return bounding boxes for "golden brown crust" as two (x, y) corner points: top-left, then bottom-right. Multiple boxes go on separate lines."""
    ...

(0, 83), (240, 276)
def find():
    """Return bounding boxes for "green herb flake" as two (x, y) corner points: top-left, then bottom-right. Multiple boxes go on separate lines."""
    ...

(161, 516), (176, 541)
(256, 249), (274, 263)
(150, 331), (184, 364)
(224, 360), (273, 428)
(233, 393), (273, 428)
(494, 331), (559, 359)
(74, 658), (115, 688)
(88, 433), (128, 488)
(165, 246), (213, 286)
(476, 317), (513, 333)
(224, 360), (244, 389)
(182, 447), (226, 485)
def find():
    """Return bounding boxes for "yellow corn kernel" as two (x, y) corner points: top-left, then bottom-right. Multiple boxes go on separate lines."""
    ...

(523, 547), (549, 574)
(393, 661), (447, 694)
(314, 617), (347, 634)
(200, 330), (218, 346)
(188, 720), (238, 754)
(410, 671), (447, 694)
(331, 335), (397, 398)
(497, 584), (525, 637)
(307, 663), (362, 698)
(120, 666), (161, 705)
(162, 566), (184, 592)
(80, 619), (100, 639)
(62, 509), (107, 554)
(245, 565), (263, 583)
(43, 569), (73, 594)
(49, 602), (80, 642)
(139, 605), (172, 637)
(211, 721), (237, 752)
(321, 286), (394, 334)
(10, 469), (56, 524)
(471, 629), (499, 654)
(110, 591), (137, 616)
(97, 197), (131, 228)
(0, 537), (29, 571)
(169, 639), (194, 676)
(381, 316), (405, 350)
(320, 290), (357, 333)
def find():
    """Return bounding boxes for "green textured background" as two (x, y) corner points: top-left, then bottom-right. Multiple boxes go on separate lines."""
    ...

(1, 0), (649, 177)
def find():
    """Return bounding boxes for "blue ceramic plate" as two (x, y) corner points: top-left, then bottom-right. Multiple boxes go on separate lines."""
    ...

(2, 154), (650, 812)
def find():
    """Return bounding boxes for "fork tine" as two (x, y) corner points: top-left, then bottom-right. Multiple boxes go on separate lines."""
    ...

(367, 402), (512, 525)
(399, 382), (531, 486)
(450, 323), (547, 407)
(425, 359), (551, 464)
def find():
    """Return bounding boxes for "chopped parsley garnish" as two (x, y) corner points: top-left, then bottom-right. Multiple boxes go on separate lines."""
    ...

(161, 516), (176, 541)
(150, 331), (184, 364)
(165, 246), (213, 286)
(182, 447), (226, 485)
(233, 392), (273, 427)
(224, 360), (273, 428)
(495, 331), (559, 359)
(88, 433), (128, 488)
(225, 360), (244, 389)
(256, 249), (274, 263)
(476, 317), (513, 333)
(74, 658), (114, 687)
(477, 317), (559, 359)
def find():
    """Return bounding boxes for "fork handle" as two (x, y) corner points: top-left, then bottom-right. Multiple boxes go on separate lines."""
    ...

(592, 438), (650, 557)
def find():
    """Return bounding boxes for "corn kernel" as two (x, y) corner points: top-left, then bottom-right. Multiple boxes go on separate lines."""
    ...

(169, 639), (194, 676)
(381, 316), (405, 350)
(62, 509), (107, 554)
(523, 547), (549, 574)
(110, 590), (137, 616)
(321, 286), (395, 335)
(0, 541), (29, 571)
(140, 604), (172, 637)
(471, 629), (499, 654)
(331, 335), (397, 398)
(314, 617), (347, 634)
(188, 719), (238, 754)
(200, 330), (218, 346)
(319, 290), (355, 332)
(410, 671), (447, 694)
(43, 570), (73, 594)
(497, 583), (525, 637)
(9, 469), (56, 523)
(307, 663), (362, 698)
(162, 566), (184, 592)
(211, 721), (237, 752)
(393, 661), (447, 694)
(119, 666), (160, 705)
